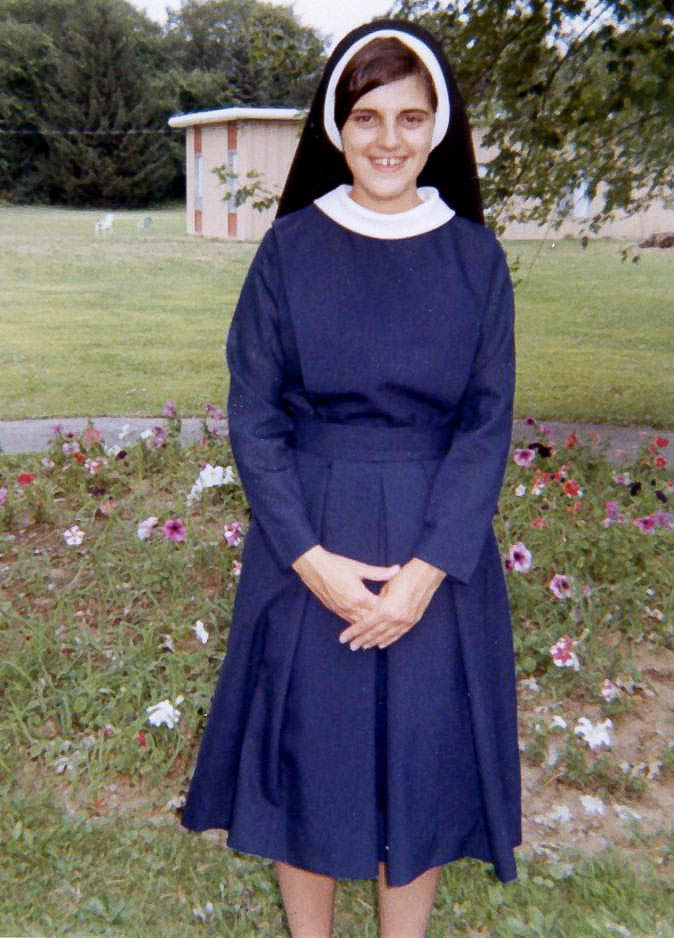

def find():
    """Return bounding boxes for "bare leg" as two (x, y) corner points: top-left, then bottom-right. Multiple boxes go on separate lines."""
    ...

(276, 860), (336, 938)
(377, 862), (441, 938)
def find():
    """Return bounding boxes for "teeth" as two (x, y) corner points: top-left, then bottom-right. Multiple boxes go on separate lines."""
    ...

(373, 158), (403, 167)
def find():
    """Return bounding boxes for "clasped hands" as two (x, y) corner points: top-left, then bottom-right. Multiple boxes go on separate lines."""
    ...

(291, 544), (445, 650)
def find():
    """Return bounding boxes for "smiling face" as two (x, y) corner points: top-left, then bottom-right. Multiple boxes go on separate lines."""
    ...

(340, 74), (435, 214)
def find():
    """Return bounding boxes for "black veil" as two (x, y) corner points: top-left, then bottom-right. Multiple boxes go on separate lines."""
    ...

(276, 19), (484, 226)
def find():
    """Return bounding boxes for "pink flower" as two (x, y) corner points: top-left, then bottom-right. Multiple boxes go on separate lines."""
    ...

(605, 500), (620, 518)
(550, 635), (580, 671)
(162, 400), (178, 417)
(505, 542), (532, 573)
(49, 423), (64, 437)
(137, 730), (147, 747)
(654, 455), (668, 469)
(513, 448), (536, 467)
(549, 574), (572, 599)
(63, 441), (80, 455)
(41, 458), (55, 469)
(600, 679), (620, 703)
(565, 432), (578, 448)
(613, 472), (631, 485)
(633, 516), (657, 533)
(82, 427), (102, 449)
(652, 512), (673, 530)
(531, 517), (547, 530)
(84, 458), (100, 476)
(16, 473), (35, 486)
(224, 521), (244, 547)
(231, 559), (242, 577)
(0, 487), (8, 506)
(162, 518), (186, 542)
(137, 516), (159, 541)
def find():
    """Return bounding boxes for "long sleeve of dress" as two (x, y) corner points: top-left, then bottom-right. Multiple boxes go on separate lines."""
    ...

(412, 247), (515, 584)
(226, 231), (319, 571)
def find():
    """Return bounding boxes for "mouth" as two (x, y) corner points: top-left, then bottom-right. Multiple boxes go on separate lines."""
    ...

(370, 157), (406, 170)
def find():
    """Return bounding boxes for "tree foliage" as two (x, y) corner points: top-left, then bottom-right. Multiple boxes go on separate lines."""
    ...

(0, 0), (325, 206)
(393, 0), (673, 231)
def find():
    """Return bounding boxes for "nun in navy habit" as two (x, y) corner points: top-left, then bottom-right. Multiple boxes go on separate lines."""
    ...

(182, 19), (521, 935)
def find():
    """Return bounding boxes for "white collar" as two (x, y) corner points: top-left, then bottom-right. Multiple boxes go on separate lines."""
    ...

(314, 184), (454, 240)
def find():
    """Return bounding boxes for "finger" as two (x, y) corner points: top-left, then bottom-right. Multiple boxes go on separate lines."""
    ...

(356, 562), (401, 581)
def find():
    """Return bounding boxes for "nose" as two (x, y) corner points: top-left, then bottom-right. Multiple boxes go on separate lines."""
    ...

(376, 115), (401, 149)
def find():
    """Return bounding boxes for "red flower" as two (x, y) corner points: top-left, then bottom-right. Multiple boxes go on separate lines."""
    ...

(74, 452), (85, 464)
(103, 725), (113, 739)
(137, 730), (147, 747)
(655, 436), (669, 449)
(16, 473), (35, 485)
(531, 517), (547, 530)
(565, 432), (578, 448)
(563, 479), (583, 497)
(555, 465), (568, 483)
(654, 455), (668, 469)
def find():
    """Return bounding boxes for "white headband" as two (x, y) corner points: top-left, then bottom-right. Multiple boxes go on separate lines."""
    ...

(323, 29), (450, 153)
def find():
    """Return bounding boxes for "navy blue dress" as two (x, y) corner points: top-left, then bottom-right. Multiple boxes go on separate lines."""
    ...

(181, 205), (521, 887)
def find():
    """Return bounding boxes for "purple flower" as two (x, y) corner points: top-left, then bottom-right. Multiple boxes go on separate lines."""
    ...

(604, 500), (620, 518)
(205, 402), (225, 422)
(633, 516), (657, 533)
(652, 511), (673, 530)
(224, 521), (244, 547)
(513, 448), (536, 467)
(162, 400), (177, 418)
(0, 487), (8, 507)
(549, 574), (572, 599)
(162, 518), (186, 543)
(49, 423), (64, 437)
(505, 542), (532, 573)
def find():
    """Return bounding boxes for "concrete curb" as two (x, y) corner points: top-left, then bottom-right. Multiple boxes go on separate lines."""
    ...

(0, 415), (671, 464)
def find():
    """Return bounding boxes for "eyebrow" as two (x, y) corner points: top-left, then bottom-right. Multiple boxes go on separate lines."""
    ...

(350, 106), (431, 115)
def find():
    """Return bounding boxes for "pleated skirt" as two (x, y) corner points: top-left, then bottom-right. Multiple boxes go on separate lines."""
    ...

(181, 418), (521, 886)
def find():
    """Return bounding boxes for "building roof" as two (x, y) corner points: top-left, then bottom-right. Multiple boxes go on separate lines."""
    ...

(168, 106), (303, 129)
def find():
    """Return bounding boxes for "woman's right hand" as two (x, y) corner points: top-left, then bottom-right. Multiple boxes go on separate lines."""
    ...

(291, 545), (400, 625)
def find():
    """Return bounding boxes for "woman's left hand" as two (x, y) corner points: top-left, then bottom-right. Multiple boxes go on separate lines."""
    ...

(338, 557), (446, 650)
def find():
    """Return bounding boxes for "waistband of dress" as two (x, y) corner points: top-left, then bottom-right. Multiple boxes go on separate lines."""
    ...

(291, 413), (454, 462)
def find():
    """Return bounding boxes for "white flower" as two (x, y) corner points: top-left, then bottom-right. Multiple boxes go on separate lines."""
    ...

(161, 634), (175, 653)
(519, 677), (541, 693)
(533, 804), (573, 828)
(515, 484), (527, 497)
(600, 679), (620, 703)
(137, 516), (159, 541)
(550, 715), (568, 730)
(187, 463), (236, 503)
(614, 804), (641, 822)
(63, 525), (85, 546)
(146, 699), (181, 729)
(118, 423), (134, 441)
(140, 428), (153, 440)
(574, 716), (613, 750)
(193, 620), (209, 644)
(104, 444), (121, 458)
(580, 794), (606, 816)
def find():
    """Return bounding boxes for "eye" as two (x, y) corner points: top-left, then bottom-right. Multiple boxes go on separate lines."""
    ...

(352, 112), (374, 125)
(401, 113), (426, 127)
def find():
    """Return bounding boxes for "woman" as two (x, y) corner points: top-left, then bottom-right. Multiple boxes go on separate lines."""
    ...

(181, 19), (521, 937)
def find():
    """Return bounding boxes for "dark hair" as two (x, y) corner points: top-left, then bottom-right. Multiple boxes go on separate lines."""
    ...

(334, 37), (438, 131)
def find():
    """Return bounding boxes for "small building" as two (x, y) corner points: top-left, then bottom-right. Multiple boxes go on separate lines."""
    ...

(169, 108), (673, 242)
(168, 107), (302, 241)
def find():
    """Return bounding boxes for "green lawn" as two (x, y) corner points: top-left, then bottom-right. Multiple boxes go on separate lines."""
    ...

(1, 205), (672, 425)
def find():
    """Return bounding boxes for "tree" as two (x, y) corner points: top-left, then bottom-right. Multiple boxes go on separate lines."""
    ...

(165, 0), (326, 113)
(0, 0), (181, 206)
(392, 0), (673, 231)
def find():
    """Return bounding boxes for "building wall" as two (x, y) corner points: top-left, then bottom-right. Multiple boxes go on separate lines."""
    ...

(183, 120), (673, 242)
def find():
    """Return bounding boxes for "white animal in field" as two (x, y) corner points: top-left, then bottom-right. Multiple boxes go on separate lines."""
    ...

(94, 212), (114, 235)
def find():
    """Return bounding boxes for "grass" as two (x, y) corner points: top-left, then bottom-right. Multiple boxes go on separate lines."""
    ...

(0, 205), (672, 425)
(2, 785), (672, 937)
(1, 413), (672, 935)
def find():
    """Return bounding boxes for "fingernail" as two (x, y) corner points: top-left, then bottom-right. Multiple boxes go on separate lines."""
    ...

(350, 642), (360, 651)
(339, 634), (348, 644)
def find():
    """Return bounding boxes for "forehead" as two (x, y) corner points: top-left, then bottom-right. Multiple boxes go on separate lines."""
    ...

(351, 74), (433, 112)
